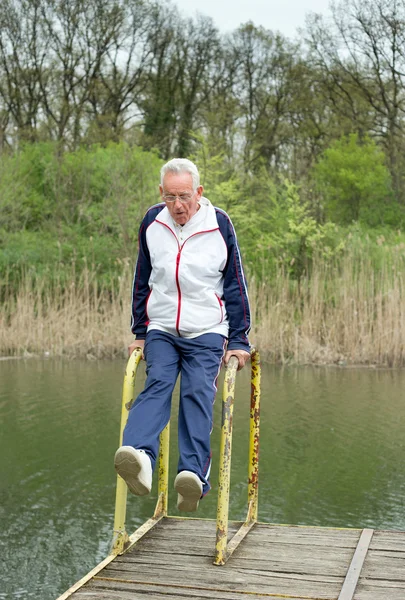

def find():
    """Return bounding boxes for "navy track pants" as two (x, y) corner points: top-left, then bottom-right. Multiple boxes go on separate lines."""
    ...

(123, 330), (226, 495)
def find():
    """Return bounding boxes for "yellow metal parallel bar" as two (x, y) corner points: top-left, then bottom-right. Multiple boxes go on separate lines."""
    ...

(214, 355), (238, 565)
(112, 348), (143, 555)
(214, 349), (261, 565)
(57, 350), (170, 598)
(155, 421), (170, 517)
(58, 346), (261, 598)
(112, 349), (170, 555)
(248, 349), (261, 522)
(121, 422), (170, 556)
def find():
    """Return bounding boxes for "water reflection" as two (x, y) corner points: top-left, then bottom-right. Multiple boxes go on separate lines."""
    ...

(0, 359), (404, 599)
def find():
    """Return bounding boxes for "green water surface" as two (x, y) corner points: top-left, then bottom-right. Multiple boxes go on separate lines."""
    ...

(0, 359), (404, 599)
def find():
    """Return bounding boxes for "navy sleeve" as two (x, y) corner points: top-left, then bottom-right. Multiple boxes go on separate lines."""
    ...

(130, 205), (164, 339)
(216, 210), (251, 351)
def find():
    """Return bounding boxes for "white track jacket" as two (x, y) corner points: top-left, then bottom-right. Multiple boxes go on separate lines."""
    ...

(131, 197), (250, 351)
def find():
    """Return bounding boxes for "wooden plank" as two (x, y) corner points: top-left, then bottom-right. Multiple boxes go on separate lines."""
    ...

(157, 518), (360, 541)
(235, 529), (358, 564)
(100, 562), (344, 584)
(90, 520), (357, 599)
(136, 521), (360, 550)
(356, 579), (405, 591)
(95, 567), (344, 599)
(354, 582), (405, 600)
(122, 535), (355, 558)
(338, 529), (374, 600)
(117, 548), (354, 577)
(123, 541), (355, 562)
(245, 525), (360, 549)
(119, 520), (359, 580)
(140, 517), (240, 532)
(251, 523), (360, 536)
(368, 530), (405, 552)
(65, 521), (405, 600)
(356, 578), (405, 589)
(129, 520), (239, 543)
(361, 550), (405, 580)
(75, 578), (311, 599)
(246, 534), (360, 547)
(367, 548), (405, 559)
(354, 529), (405, 599)
(130, 529), (238, 545)
(142, 529), (360, 549)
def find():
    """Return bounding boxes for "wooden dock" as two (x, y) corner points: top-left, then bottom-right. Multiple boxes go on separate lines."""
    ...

(61, 517), (405, 600)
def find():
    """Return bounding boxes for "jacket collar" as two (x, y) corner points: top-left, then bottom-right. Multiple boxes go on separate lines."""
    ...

(156, 197), (219, 233)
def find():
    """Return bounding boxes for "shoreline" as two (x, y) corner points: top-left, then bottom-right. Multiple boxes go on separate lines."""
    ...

(1, 353), (403, 370)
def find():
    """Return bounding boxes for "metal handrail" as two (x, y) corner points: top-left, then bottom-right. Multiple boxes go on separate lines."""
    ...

(111, 346), (261, 564)
(111, 348), (170, 555)
(59, 347), (261, 600)
(214, 348), (261, 565)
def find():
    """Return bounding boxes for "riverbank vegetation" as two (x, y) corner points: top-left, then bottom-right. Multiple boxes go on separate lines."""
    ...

(1, 0), (405, 365)
(2, 236), (405, 366)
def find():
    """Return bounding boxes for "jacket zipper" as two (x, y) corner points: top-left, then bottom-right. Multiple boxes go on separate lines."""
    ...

(175, 250), (182, 335)
(155, 220), (220, 335)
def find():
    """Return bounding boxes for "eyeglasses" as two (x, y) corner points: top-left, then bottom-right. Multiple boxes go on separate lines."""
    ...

(162, 192), (195, 203)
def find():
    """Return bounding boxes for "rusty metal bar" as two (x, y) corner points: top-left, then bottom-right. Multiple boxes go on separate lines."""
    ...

(154, 421), (170, 518)
(214, 349), (261, 566)
(112, 348), (143, 555)
(112, 349), (170, 555)
(214, 355), (238, 565)
(248, 349), (261, 522)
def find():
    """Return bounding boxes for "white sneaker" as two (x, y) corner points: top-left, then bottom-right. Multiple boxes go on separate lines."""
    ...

(114, 446), (152, 496)
(174, 471), (203, 512)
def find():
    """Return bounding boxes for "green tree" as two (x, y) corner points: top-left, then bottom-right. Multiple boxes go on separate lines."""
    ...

(313, 133), (395, 226)
(191, 139), (342, 279)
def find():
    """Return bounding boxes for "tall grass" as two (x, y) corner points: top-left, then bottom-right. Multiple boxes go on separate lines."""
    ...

(1, 249), (405, 365)
(252, 249), (405, 366)
(0, 262), (134, 359)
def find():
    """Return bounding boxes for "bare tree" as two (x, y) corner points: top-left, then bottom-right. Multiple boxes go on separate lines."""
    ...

(173, 15), (223, 156)
(138, 10), (225, 159)
(0, 0), (46, 144)
(305, 0), (405, 198)
(136, 1), (180, 157)
(86, 0), (154, 143)
(231, 23), (298, 174)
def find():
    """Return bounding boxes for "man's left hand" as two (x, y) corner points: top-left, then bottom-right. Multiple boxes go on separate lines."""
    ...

(224, 349), (250, 371)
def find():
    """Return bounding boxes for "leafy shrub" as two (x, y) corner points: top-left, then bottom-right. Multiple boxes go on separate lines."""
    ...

(313, 133), (398, 226)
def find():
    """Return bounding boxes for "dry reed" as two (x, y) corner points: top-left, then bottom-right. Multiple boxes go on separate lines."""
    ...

(0, 262), (133, 359)
(252, 250), (405, 366)
(1, 251), (405, 365)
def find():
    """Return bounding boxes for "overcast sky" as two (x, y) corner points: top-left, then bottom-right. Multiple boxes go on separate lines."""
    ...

(173, 0), (332, 39)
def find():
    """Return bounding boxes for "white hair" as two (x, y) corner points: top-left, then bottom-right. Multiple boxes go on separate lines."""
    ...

(160, 158), (200, 190)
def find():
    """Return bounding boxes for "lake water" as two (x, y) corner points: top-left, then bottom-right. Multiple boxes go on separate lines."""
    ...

(1, 358), (405, 599)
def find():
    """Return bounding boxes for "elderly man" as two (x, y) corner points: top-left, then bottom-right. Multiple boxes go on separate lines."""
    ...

(114, 158), (250, 512)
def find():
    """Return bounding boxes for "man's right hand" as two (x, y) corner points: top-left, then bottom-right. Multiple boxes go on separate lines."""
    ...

(128, 339), (145, 358)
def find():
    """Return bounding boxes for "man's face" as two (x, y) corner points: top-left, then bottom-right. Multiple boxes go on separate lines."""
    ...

(160, 172), (203, 226)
